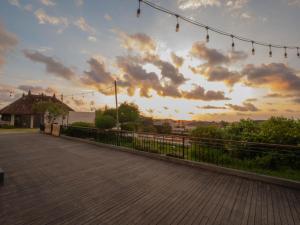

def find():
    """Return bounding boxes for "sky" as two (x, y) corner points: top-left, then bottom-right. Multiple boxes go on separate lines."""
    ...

(0, 0), (299, 121)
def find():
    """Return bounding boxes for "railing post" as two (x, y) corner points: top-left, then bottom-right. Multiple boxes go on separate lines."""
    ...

(182, 137), (185, 159)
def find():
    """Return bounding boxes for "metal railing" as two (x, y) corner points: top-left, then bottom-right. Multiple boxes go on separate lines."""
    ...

(60, 126), (300, 180)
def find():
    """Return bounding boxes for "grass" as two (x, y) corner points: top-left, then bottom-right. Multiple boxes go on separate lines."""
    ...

(0, 128), (39, 134)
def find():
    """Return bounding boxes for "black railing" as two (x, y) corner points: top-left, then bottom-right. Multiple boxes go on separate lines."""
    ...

(60, 126), (300, 180)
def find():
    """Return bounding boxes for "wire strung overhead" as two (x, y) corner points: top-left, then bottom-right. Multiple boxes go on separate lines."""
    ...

(136, 0), (300, 59)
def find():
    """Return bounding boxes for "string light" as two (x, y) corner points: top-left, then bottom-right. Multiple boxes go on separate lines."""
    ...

(137, 0), (141, 17)
(284, 47), (288, 58)
(175, 15), (179, 32)
(231, 35), (235, 50)
(138, 0), (299, 59)
(206, 26), (209, 43)
(251, 41), (255, 55)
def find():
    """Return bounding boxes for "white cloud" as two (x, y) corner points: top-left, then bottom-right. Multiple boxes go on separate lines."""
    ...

(178, 0), (221, 9)
(74, 17), (95, 34)
(24, 4), (33, 12)
(88, 36), (97, 42)
(178, 0), (249, 10)
(8, 0), (20, 8)
(40, 0), (56, 6)
(75, 0), (84, 6)
(104, 13), (112, 21)
(34, 9), (68, 28)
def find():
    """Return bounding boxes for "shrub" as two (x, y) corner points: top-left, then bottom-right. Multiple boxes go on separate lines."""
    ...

(0, 124), (14, 129)
(95, 115), (116, 129)
(71, 122), (94, 128)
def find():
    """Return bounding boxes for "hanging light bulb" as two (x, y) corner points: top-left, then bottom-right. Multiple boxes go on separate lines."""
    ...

(297, 47), (300, 58)
(136, 0), (141, 18)
(9, 91), (12, 97)
(206, 26), (210, 43)
(175, 15), (179, 32)
(231, 35), (235, 50)
(284, 47), (287, 58)
(269, 45), (272, 57)
(251, 41), (255, 55)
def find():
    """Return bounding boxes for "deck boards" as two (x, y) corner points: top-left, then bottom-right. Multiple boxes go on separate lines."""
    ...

(0, 133), (299, 225)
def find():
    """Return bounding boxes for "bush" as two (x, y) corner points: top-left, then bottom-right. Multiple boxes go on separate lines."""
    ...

(71, 122), (94, 128)
(191, 125), (223, 139)
(95, 115), (116, 129)
(0, 124), (14, 129)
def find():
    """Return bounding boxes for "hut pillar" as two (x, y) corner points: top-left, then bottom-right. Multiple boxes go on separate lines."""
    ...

(30, 115), (34, 128)
(10, 114), (15, 126)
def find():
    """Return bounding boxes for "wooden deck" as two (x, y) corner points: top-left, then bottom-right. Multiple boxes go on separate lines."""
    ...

(0, 133), (299, 225)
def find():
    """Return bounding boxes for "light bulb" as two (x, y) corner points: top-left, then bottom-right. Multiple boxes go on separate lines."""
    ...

(251, 41), (255, 55)
(175, 15), (179, 32)
(206, 27), (209, 43)
(284, 47), (287, 58)
(137, 0), (141, 17)
(269, 45), (272, 57)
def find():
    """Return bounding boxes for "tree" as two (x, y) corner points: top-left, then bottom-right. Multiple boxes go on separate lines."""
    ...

(95, 115), (116, 129)
(119, 102), (140, 123)
(155, 122), (172, 134)
(33, 101), (68, 124)
(191, 125), (223, 139)
(258, 117), (300, 145)
(224, 119), (260, 141)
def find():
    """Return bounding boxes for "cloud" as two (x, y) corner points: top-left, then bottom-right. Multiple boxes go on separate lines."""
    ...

(245, 98), (257, 102)
(170, 52), (184, 68)
(0, 23), (18, 68)
(81, 57), (115, 94)
(146, 56), (187, 86)
(75, 0), (84, 6)
(178, 0), (221, 9)
(74, 17), (95, 34)
(263, 93), (295, 98)
(116, 56), (162, 98)
(242, 63), (300, 93)
(226, 102), (259, 111)
(117, 31), (156, 53)
(104, 13), (112, 21)
(182, 85), (230, 101)
(293, 98), (300, 104)
(178, 0), (248, 10)
(23, 50), (76, 80)
(40, 0), (56, 6)
(288, 0), (300, 6)
(190, 42), (247, 66)
(88, 36), (97, 42)
(18, 85), (57, 94)
(34, 9), (68, 29)
(197, 105), (227, 109)
(8, 0), (20, 7)
(190, 65), (242, 86)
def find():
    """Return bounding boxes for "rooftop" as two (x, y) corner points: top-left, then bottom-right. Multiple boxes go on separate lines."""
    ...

(0, 133), (299, 225)
(0, 91), (73, 115)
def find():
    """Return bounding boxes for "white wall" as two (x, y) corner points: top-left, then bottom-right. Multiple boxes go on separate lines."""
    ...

(67, 111), (95, 125)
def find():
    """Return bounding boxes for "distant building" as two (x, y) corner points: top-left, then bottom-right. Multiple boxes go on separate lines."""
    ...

(0, 91), (73, 128)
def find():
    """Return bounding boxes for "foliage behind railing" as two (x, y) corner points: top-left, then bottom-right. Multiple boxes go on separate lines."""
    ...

(61, 126), (300, 180)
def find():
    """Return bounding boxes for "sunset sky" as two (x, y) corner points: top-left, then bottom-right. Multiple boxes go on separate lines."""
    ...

(0, 0), (299, 121)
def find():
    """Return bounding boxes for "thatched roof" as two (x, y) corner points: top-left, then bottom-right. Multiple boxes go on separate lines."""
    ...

(0, 91), (73, 115)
